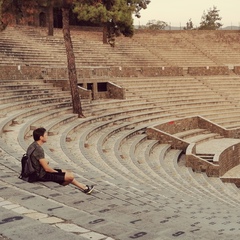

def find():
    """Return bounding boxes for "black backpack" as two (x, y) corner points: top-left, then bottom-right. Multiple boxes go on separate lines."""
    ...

(19, 148), (38, 182)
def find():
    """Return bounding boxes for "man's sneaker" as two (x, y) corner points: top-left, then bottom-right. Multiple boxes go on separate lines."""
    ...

(83, 185), (94, 194)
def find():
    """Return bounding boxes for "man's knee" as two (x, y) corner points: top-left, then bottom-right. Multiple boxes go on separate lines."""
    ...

(65, 171), (74, 182)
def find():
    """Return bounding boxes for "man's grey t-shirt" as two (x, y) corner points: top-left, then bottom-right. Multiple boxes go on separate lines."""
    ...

(27, 141), (46, 178)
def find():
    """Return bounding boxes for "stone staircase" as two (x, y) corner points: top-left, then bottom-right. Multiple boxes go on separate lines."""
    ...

(2, 26), (240, 239)
(1, 77), (240, 239)
(2, 26), (240, 69)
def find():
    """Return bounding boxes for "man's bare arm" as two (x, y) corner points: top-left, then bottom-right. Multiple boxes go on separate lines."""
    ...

(39, 158), (58, 173)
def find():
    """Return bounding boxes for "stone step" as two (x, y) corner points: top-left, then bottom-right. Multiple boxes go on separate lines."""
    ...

(0, 96), (72, 115)
(184, 133), (222, 144)
(196, 154), (215, 162)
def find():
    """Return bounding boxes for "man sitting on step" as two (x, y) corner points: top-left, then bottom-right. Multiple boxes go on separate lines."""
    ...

(26, 127), (94, 194)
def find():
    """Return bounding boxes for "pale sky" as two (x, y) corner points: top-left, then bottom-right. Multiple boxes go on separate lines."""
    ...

(133, 0), (240, 28)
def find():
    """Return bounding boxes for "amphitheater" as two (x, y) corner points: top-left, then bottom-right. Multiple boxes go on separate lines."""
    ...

(1, 26), (240, 240)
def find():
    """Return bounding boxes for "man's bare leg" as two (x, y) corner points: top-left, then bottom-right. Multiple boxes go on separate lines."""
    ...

(61, 170), (94, 193)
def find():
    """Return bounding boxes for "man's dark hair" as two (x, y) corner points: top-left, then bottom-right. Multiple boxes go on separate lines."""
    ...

(33, 127), (46, 141)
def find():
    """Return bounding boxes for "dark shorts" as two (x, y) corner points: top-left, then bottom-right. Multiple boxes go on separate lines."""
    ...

(39, 169), (65, 184)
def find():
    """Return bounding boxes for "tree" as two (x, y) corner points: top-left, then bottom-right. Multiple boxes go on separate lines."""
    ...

(0, 0), (4, 30)
(0, 0), (83, 117)
(146, 19), (168, 30)
(184, 18), (194, 30)
(73, 0), (151, 46)
(37, 0), (55, 36)
(48, 1), (54, 36)
(62, 0), (83, 117)
(198, 6), (223, 30)
(0, 0), (39, 26)
(0, 0), (16, 28)
(0, 0), (150, 116)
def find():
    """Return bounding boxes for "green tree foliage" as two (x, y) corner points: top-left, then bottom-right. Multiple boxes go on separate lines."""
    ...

(73, 0), (150, 46)
(146, 19), (168, 30)
(198, 6), (223, 30)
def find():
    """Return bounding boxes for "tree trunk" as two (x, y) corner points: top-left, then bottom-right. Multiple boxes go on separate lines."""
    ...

(102, 25), (108, 44)
(62, 6), (83, 117)
(48, 1), (53, 36)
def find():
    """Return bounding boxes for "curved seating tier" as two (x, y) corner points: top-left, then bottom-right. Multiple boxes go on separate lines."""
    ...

(0, 79), (240, 240)
(2, 26), (240, 68)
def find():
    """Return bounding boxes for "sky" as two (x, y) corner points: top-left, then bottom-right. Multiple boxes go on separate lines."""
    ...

(133, 0), (240, 28)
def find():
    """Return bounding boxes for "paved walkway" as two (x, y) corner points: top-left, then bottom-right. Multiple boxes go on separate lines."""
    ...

(222, 165), (240, 178)
(196, 138), (240, 155)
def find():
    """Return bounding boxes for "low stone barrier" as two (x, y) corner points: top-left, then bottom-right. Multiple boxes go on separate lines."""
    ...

(221, 177), (240, 187)
(188, 66), (229, 75)
(78, 86), (92, 100)
(186, 143), (220, 177)
(0, 65), (43, 80)
(107, 82), (125, 99)
(218, 144), (240, 176)
(0, 65), (236, 79)
(146, 116), (240, 178)
(146, 126), (189, 151)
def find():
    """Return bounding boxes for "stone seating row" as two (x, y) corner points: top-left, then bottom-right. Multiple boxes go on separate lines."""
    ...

(0, 79), (240, 193)
(79, 109), (240, 208)
(1, 78), (240, 239)
(114, 76), (240, 128)
(5, 26), (240, 69)
(145, 121), (238, 201)
(131, 30), (240, 67)
(153, 142), (240, 206)
(3, 100), (141, 187)
(134, 38), (218, 67)
(0, 95), (72, 117)
(1, 26), (160, 68)
(63, 106), (232, 200)
(78, 117), (201, 202)
(148, 144), (211, 197)
(1, 76), (240, 142)
(0, 147), (133, 240)
(3, 27), (240, 70)
(184, 34), (240, 63)
(3, 87), (235, 147)
(126, 134), (207, 199)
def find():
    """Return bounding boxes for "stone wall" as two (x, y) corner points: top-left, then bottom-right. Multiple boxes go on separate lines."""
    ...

(150, 117), (199, 135)
(78, 86), (92, 100)
(147, 116), (240, 177)
(146, 127), (189, 151)
(188, 66), (229, 75)
(107, 82), (125, 99)
(186, 142), (240, 177)
(38, 66), (185, 79)
(139, 67), (184, 77)
(233, 66), (240, 75)
(0, 65), (235, 80)
(0, 65), (43, 80)
(186, 144), (220, 177)
(218, 144), (240, 176)
(198, 116), (240, 138)
(221, 177), (240, 188)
